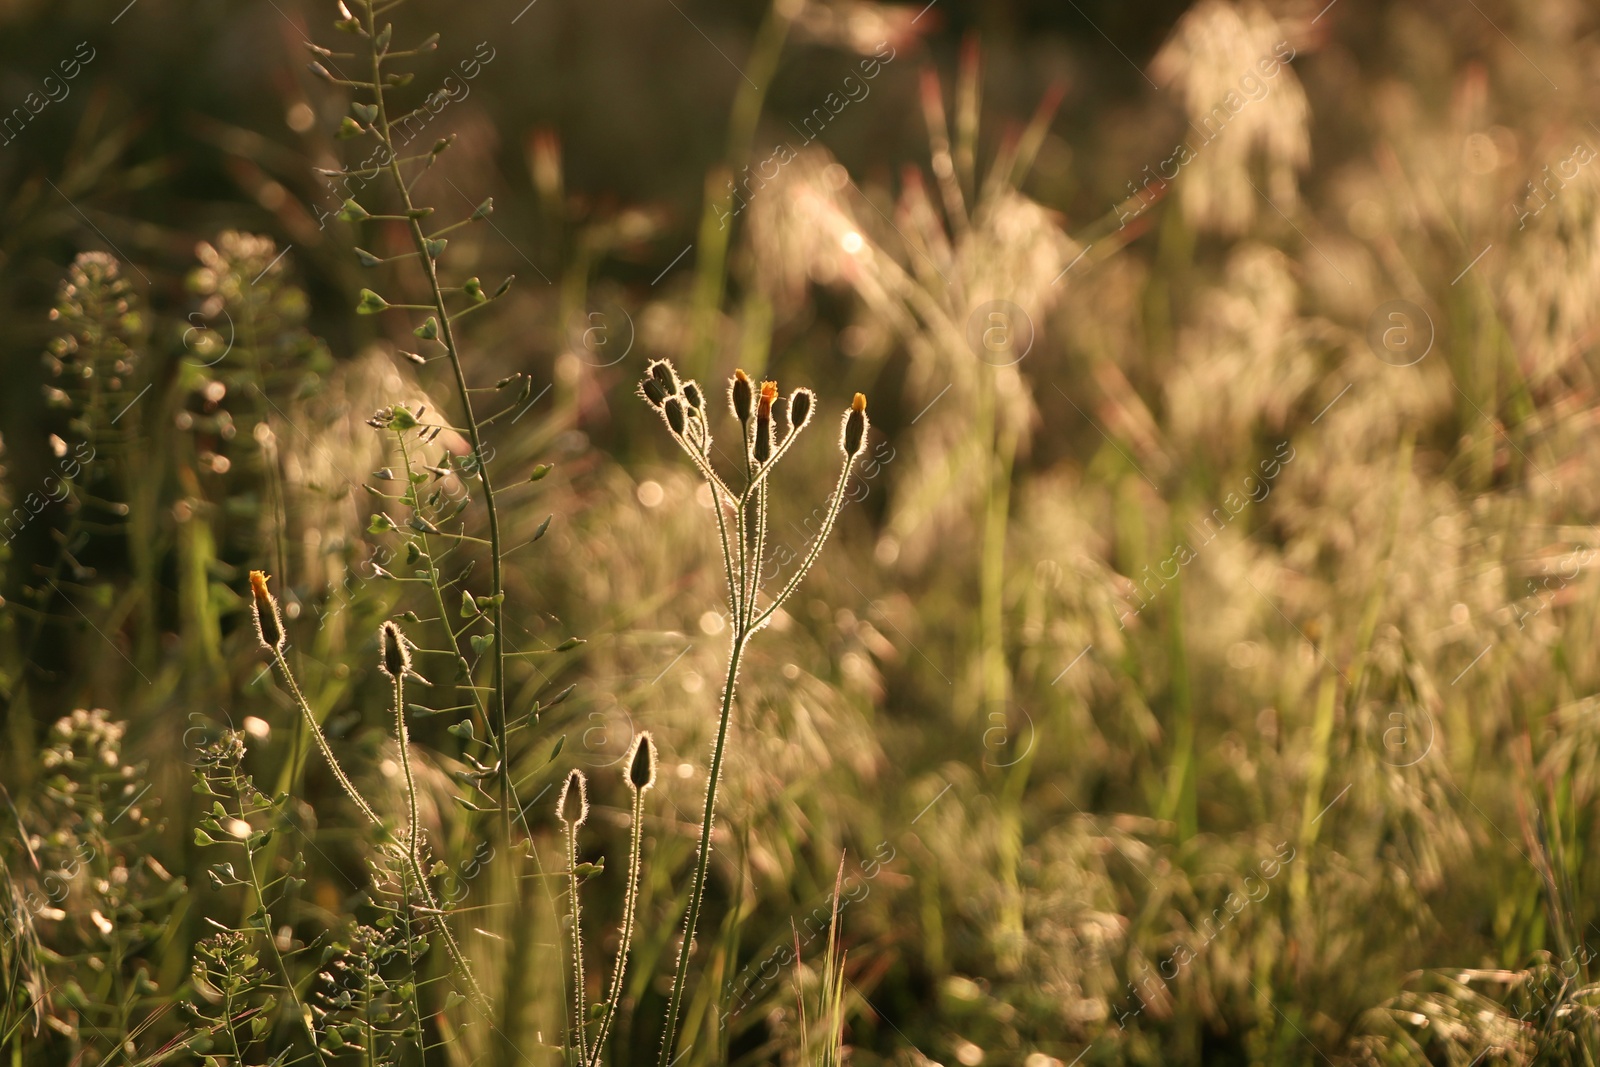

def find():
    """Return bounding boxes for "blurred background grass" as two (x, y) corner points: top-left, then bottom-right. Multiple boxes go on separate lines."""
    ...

(6, 0), (1600, 1063)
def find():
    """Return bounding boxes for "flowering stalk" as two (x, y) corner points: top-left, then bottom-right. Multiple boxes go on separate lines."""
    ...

(640, 361), (869, 1066)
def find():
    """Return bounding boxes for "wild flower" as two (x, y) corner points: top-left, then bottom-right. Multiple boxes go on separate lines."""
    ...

(639, 358), (871, 1065)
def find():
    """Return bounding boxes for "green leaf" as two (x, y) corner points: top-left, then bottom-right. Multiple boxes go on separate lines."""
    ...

(493, 275), (515, 297)
(546, 683), (576, 707)
(532, 514), (553, 542)
(368, 513), (396, 533)
(356, 288), (388, 314)
(338, 198), (370, 221)
(528, 463), (552, 482)
(547, 735), (566, 763)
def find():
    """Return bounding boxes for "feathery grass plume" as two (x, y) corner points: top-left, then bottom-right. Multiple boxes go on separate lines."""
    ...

(642, 357), (872, 1066)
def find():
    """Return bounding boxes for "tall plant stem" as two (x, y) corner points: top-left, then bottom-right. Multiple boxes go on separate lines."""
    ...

(659, 630), (747, 1067)
(589, 785), (646, 1066)
(360, 0), (513, 844)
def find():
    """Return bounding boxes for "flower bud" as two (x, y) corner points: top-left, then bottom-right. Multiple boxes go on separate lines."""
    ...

(683, 381), (703, 411)
(789, 388), (814, 432)
(663, 395), (687, 436)
(558, 768), (589, 827)
(249, 570), (285, 652)
(627, 732), (658, 792)
(378, 620), (410, 678)
(640, 375), (667, 407)
(842, 392), (868, 458)
(730, 369), (752, 423)
(648, 359), (679, 397)
(753, 380), (777, 464)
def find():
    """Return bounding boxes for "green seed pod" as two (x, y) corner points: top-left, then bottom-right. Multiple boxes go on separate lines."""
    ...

(378, 620), (410, 678)
(558, 768), (589, 827)
(730, 369), (752, 423)
(627, 732), (658, 792)
(664, 396), (686, 435)
(842, 392), (868, 458)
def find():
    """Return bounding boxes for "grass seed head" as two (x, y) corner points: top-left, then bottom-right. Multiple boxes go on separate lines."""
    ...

(249, 570), (285, 652)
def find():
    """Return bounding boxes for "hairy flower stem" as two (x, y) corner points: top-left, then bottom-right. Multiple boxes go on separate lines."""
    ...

(564, 818), (590, 1062)
(359, 0), (513, 845)
(270, 647), (382, 826)
(588, 785), (646, 1067)
(268, 644), (489, 1014)
(658, 629), (747, 1067)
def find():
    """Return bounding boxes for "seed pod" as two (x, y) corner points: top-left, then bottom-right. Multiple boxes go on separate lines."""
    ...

(730, 369), (752, 423)
(789, 388), (814, 432)
(378, 620), (410, 678)
(648, 359), (679, 396)
(842, 392), (868, 458)
(640, 375), (667, 407)
(683, 381), (703, 411)
(249, 570), (285, 652)
(772, 395), (791, 444)
(627, 732), (658, 792)
(663, 395), (687, 435)
(558, 768), (589, 827)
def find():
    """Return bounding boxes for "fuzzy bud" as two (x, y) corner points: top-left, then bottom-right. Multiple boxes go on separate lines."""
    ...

(753, 381), (777, 464)
(730, 369), (752, 423)
(640, 375), (667, 407)
(789, 388), (814, 432)
(683, 381), (703, 411)
(663, 395), (687, 436)
(627, 732), (658, 792)
(249, 570), (285, 652)
(649, 359), (679, 397)
(378, 620), (410, 678)
(558, 768), (589, 827)
(842, 392), (868, 458)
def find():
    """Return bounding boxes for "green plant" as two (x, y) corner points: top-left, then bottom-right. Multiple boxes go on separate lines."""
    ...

(637, 358), (870, 1065)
